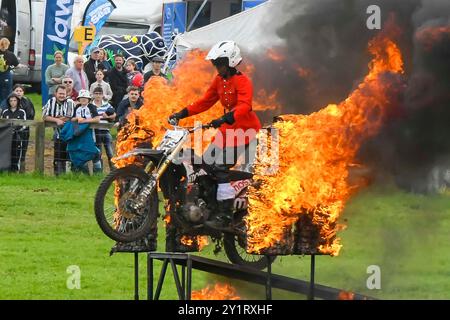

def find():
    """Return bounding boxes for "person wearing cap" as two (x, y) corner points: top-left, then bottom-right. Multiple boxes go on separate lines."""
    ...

(84, 46), (106, 85)
(72, 89), (102, 174)
(73, 89), (101, 124)
(143, 55), (168, 84)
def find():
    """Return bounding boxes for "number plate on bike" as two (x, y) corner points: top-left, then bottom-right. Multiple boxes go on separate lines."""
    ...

(163, 130), (185, 143)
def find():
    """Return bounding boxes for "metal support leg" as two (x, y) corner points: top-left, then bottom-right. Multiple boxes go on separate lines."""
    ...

(147, 253), (153, 300)
(308, 254), (315, 300)
(154, 259), (169, 300)
(181, 265), (186, 294)
(186, 256), (192, 300)
(266, 256), (272, 300)
(134, 253), (139, 300)
(170, 259), (185, 300)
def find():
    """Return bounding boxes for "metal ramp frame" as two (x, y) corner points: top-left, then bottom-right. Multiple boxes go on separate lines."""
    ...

(125, 251), (375, 300)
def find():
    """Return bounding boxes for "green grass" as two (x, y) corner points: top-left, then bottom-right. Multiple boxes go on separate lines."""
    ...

(0, 174), (449, 300)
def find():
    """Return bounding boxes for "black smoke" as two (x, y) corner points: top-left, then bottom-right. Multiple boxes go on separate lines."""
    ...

(248, 0), (450, 193)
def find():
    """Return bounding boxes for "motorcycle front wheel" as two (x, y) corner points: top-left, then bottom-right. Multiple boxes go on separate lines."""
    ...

(94, 165), (159, 243)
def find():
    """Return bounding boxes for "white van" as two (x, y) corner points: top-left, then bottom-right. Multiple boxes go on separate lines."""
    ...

(0, 0), (44, 90)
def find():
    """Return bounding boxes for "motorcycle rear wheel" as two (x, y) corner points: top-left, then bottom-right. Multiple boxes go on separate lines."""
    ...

(223, 210), (276, 270)
(94, 165), (159, 243)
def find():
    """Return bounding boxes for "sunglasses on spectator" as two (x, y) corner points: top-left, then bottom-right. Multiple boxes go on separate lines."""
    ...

(63, 81), (73, 84)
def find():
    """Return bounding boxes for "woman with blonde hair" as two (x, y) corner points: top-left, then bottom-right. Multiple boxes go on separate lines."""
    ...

(0, 37), (19, 103)
(44, 50), (69, 96)
(98, 48), (112, 71)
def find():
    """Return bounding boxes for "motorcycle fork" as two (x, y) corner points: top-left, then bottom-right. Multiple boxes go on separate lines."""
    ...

(136, 136), (188, 206)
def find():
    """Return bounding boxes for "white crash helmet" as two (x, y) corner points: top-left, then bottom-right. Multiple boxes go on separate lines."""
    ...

(206, 41), (242, 68)
(77, 89), (92, 100)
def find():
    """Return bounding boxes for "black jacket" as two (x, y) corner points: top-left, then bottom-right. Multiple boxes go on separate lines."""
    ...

(116, 97), (143, 124)
(20, 97), (35, 120)
(107, 67), (128, 109)
(0, 49), (19, 73)
(83, 58), (106, 85)
(143, 70), (168, 84)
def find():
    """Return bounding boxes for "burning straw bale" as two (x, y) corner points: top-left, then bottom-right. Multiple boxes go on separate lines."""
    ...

(246, 31), (405, 257)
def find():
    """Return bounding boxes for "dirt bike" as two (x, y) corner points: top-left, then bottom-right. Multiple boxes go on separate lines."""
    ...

(94, 122), (274, 270)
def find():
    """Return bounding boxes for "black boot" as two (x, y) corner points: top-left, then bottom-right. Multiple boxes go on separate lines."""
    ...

(205, 199), (234, 230)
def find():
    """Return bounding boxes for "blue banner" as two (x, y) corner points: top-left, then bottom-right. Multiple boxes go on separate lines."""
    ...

(242, 0), (268, 11)
(82, 0), (116, 54)
(41, 0), (75, 105)
(162, 2), (187, 49)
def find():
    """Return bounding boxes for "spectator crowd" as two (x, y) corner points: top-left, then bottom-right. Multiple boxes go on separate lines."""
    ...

(0, 39), (169, 175)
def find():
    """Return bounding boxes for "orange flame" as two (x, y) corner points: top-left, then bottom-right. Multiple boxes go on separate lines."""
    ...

(416, 25), (450, 51)
(113, 49), (282, 165)
(296, 66), (310, 78)
(192, 283), (240, 300)
(266, 48), (285, 62)
(246, 34), (404, 255)
(180, 235), (209, 251)
(338, 291), (355, 300)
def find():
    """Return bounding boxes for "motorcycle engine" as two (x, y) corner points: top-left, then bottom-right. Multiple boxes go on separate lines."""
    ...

(182, 199), (209, 223)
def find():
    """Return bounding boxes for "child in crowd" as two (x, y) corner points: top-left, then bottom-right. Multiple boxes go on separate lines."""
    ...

(89, 69), (113, 101)
(91, 86), (116, 171)
(1, 93), (26, 172)
(72, 89), (101, 174)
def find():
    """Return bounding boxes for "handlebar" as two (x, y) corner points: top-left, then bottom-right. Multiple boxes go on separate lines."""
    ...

(167, 118), (213, 132)
(188, 123), (213, 132)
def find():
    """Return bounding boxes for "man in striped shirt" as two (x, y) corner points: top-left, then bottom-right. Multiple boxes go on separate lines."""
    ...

(42, 85), (76, 176)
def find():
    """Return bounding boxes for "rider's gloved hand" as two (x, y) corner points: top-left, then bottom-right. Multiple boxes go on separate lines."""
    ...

(168, 108), (189, 125)
(210, 117), (226, 128)
(209, 112), (235, 128)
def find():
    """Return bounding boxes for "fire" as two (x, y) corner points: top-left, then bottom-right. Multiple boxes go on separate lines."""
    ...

(113, 49), (280, 167)
(163, 214), (171, 226)
(180, 235), (209, 251)
(266, 48), (285, 62)
(192, 283), (240, 300)
(296, 66), (310, 78)
(338, 291), (355, 300)
(246, 33), (404, 255)
(415, 25), (450, 51)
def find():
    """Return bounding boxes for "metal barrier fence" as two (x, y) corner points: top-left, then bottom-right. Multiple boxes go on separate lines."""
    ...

(0, 119), (115, 175)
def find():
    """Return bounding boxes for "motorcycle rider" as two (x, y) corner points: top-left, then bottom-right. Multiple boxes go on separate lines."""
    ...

(169, 41), (261, 230)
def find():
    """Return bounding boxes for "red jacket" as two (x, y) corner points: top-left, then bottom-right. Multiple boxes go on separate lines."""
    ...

(187, 72), (261, 147)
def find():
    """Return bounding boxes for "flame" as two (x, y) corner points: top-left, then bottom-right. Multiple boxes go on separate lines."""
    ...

(416, 25), (450, 51)
(296, 66), (310, 78)
(192, 283), (240, 300)
(197, 235), (209, 250)
(180, 235), (209, 251)
(164, 214), (171, 226)
(113, 49), (282, 164)
(266, 48), (285, 62)
(338, 291), (355, 300)
(246, 34), (404, 255)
